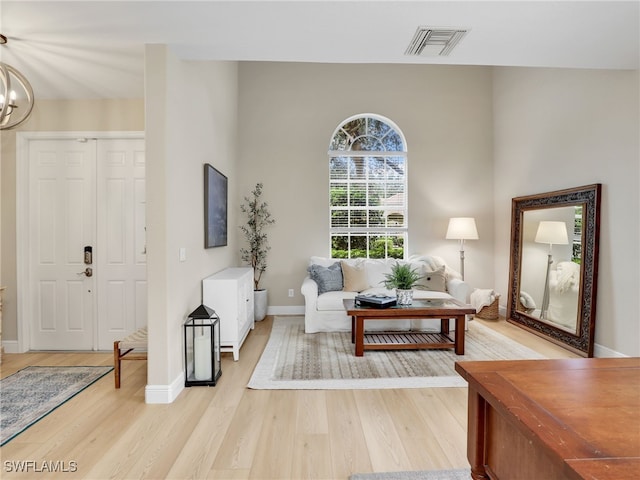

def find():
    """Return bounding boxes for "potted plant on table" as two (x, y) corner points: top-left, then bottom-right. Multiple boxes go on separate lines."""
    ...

(381, 262), (424, 305)
(240, 183), (275, 321)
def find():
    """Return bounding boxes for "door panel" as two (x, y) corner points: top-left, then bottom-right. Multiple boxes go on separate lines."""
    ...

(96, 138), (146, 349)
(29, 139), (96, 349)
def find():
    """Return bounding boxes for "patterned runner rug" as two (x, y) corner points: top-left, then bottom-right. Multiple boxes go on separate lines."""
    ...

(1, 365), (113, 445)
(248, 316), (544, 389)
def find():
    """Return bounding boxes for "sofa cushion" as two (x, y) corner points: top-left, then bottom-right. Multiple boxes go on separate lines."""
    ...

(308, 262), (343, 295)
(341, 260), (369, 292)
(415, 265), (447, 292)
(317, 288), (452, 311)
(413, 290), (451, 300)
(317, 290), (357, 311)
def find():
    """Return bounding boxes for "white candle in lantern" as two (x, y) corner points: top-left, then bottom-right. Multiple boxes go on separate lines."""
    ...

(194, 334), (212, 380)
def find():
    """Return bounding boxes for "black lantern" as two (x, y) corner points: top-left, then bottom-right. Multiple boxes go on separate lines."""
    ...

(184, 304), (221, 387)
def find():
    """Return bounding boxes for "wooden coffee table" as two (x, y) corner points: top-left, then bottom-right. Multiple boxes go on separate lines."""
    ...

(343, 298), (475, 357)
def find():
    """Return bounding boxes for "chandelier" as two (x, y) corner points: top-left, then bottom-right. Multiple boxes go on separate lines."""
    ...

(0, 34), (35, 130)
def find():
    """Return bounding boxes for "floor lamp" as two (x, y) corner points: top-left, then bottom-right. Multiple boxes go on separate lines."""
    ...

(535, 221), (568, 320)
(446, 217), (478, 281)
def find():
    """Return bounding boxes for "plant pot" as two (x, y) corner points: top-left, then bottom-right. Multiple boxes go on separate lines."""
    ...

(254, 289), (268, 321)
(396, 288), (414, 305)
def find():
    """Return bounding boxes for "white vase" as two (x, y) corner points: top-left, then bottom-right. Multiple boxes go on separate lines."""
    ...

(396, 288), (414, 305)
(254, 289), (268, 321)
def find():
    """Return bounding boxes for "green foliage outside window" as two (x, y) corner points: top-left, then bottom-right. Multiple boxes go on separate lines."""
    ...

(331, 236), (403, 259)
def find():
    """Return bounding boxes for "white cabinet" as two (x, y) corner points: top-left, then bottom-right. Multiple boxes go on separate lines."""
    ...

(202, 267), (254, 361)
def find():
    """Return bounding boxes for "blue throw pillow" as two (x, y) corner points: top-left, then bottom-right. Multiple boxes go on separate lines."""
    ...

(308, 262), (343, 295)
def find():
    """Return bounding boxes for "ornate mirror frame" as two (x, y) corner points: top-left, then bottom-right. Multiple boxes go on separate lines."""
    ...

(507, 184), (601, 357)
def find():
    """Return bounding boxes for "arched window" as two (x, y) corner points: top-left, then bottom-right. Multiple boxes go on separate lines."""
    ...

(328, 114), (407, 259)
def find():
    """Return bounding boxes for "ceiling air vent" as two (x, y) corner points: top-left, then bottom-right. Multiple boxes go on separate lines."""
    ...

(405, 27), (469, 57)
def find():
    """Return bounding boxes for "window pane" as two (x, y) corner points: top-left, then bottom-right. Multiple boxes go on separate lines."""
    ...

(330, 157), (349, 179)
(367, 118), (391, 139)
(386, 213), (405, 227)
(331, 235), (349, 258)
(367, 156), (388, 178)
(386, 183), (405, 199)
(330, 210), (348, 228)
(342, 118), (367, 141)
(350, 209), (367, 226)
(367, 183), (385, 205)
(349, 157), (366, 180)
(352, 136), (384, 151)
(388, 234), (405, 259)
(383, 131), (404, 151)
(330, 183), (347, 206)
(369, 209), (386, 227)
(368, 236), (387, 259)
(349, 184), (366, 206)
(385, 157), (405, 180)
(330, 130), (349, 151)
(349, 235), (368, 258)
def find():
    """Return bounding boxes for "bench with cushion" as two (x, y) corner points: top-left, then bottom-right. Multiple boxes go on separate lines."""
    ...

(113, 326), (147, 388)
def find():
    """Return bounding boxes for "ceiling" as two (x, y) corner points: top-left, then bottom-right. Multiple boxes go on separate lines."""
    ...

(1, 1), (638, 100)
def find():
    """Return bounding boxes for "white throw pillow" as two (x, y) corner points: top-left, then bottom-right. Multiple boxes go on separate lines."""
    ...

(365, 258), (397, 288)
(341, 260), (369, 292)
(415, 264), (447, 292)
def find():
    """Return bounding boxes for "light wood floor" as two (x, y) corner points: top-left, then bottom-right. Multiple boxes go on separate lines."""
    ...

(0, 316), (577, 480)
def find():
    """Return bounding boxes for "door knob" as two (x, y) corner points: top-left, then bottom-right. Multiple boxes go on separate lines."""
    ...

(77, 267), (93, 277)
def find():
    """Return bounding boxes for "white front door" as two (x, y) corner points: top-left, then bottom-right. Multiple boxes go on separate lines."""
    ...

(27, 137), (146, 350)
(28, 139), (96, 349)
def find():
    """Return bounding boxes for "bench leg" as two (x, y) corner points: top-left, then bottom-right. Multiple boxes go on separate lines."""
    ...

(114, 341), (121, 388)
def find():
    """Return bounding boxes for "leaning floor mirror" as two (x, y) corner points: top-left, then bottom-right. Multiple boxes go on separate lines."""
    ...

(507, 184), (601, 357)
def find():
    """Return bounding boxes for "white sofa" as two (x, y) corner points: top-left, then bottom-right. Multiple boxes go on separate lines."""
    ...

(301, 255), (471, 333)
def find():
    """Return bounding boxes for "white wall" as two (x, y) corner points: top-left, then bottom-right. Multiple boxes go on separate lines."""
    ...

(144, 45), (239, 402)
(493, 67), (640, 356)
(237, 62), (495, 306)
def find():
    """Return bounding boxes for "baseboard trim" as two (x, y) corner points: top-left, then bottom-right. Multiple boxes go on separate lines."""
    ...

(267, 305), (305, 316)
(594, 343), (627, 358)
(1, 340), (19, 354)
(145, 372), (184, 404)
(498, 305), (627, 358)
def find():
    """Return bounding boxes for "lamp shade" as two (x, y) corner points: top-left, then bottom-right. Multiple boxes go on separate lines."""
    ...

(446, 217), (479, 240)
(535, 221), (569, 245)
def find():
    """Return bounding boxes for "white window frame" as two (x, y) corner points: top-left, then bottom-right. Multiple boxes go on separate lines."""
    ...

(328, 114), (408, 259)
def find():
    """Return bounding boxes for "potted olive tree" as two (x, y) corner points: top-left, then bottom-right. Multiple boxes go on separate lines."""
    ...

(240, 183), (275, 321)
(382, 262), (424, 305)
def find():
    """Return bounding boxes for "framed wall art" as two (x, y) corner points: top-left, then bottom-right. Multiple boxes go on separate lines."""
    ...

(204, 164), (228, 248)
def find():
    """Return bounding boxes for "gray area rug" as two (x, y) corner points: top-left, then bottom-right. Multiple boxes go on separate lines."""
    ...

(0, 365), (113, 445)
(248, 316), (544, 389)
(350, 468), (470, 480)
